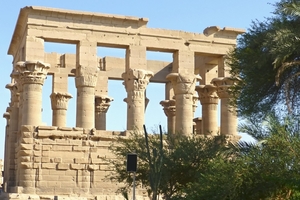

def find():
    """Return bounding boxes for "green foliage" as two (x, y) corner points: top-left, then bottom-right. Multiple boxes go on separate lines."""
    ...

(228, 0), (300, 119)
(179, 114), (300, 200)
(108, 131), (226, 200)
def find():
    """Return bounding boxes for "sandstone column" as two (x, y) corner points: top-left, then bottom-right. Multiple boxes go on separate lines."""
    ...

(10, 72), (23, 130)
(75, 40), (98, 129)
(3, 112), (10, 192)
(212, 77), (238, 136)
(160, 99), (176, 134)
(166, 73), (201, 135)
(193, 117), (203, 135)
(15, 61), (50, 126)
(95, 95), (113, 130)
(122, 69), (153, 131)
(196, 85), (219, 135)
(75, 69), (98, 128)
(5, 83), (19, 191)
(50, 92), (72, 127)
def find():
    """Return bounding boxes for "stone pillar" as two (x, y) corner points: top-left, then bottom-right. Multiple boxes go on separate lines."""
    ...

(122, 69), (153, 131)
(5, 83), (19, 190)
(50, 92), (72, 127)
(212, 77), (238, 136)
(166, 73), (201, 135)
(3, 112), (10, 192)
(95, 95), (113, 130)
(192, 93), (199, 114)
(196, 85), (219, 135)
(15, 61), (50, 126)
(193, 117), (203, 135)
(75, 66), (99, 128)
(10, 72), (22, 130)
(160, 99), (176, 134)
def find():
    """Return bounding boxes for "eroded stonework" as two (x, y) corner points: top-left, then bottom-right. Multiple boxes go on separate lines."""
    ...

(2, 6), (243, 200)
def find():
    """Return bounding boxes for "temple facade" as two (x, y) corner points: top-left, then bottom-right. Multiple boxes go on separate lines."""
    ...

(1, 6), (243, 200)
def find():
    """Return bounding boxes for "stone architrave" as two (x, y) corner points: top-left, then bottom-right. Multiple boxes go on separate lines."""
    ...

(15, 61), (50, 126)
(160, 99), (176, 134)
(4, 83), (19, 191)
(50, 92), (72, 127)
(211, 77), (238, 136)
(122, 68), (153, 131)
(95, 95), (114, 130)
(166, 73), (201, 135)
(196, 84), (219, 135)
(75, 66), (99, 129)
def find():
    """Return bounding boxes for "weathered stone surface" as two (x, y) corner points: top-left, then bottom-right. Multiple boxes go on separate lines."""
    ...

(2, 5), (242, 200)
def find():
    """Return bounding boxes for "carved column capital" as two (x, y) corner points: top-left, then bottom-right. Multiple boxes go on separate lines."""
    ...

(3, 112), (10, 121)
(160, 99), (176, 117)
(15, 61), (50, 85)
(166, 73), (201, 95)
(75, 66), (99, 88)
(50, 92), (73, 110)
(211, 77), (236, 99)
(196, 84), (219, 104)
(5, 83), (19, 107)
(122, 68), (153, 100)
(95, 95), (114, 113)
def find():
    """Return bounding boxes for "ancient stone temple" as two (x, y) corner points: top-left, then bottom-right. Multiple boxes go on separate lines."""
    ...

(1, 6), (243, 200)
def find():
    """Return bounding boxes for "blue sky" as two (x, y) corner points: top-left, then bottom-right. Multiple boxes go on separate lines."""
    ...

(0, 0), (276, 159)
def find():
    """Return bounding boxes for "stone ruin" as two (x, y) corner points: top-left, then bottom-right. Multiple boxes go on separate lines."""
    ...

(1, 6), (244, 200)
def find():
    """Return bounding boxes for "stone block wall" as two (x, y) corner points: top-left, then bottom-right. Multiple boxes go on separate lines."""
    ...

(11, 125), (147, 199)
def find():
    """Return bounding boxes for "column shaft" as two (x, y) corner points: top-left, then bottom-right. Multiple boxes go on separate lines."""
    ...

(51, 92), (72, 127)
(76, 86), (95, 128)
(166, 73), (201, 135)
(202, 102), (219, 135)
(95, 112), (106, 130)
(15, 61), (50, 126)
(220, 98), (237, 135)
(196, 85), (219, 135)
(22, 84), (43, 125)
(212, 77), (238, 136)
(122, 69), (153, 131)
(95, 95), (113, 130)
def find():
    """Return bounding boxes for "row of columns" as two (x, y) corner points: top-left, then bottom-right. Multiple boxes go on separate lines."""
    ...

(160, 76), (238, 136)
(5, 61), (237, 136)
